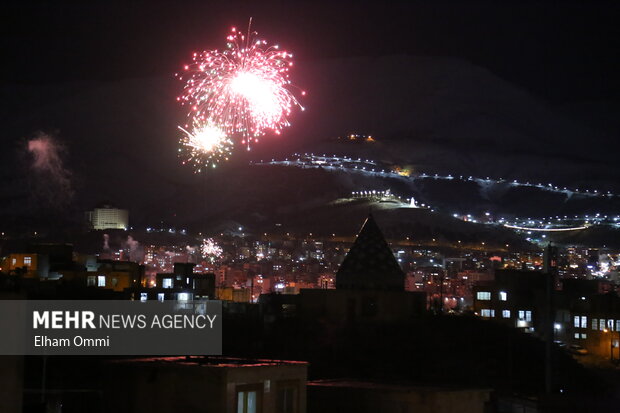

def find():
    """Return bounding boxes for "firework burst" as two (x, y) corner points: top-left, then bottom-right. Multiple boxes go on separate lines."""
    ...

(178, 121), (233, 172)
(177, 20), (304, 151)
(201, 238), (223, 263)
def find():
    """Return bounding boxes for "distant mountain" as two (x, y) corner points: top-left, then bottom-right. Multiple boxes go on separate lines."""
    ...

(1, 55), (617, 235)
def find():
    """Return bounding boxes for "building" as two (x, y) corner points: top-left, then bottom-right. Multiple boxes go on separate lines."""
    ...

(308, 380), (491, 413)
(124, 262), (217, 302)
(2, 253), (49, 278)
(335, 214), (404, 291)
(57, 259), (145, 293)
(86, 204), (129, 230)
(473, 269), (549, 334)
(298, 214), (426, 323)
(104, 356), (308, 413)
(567, 292), (620, 359)
(472, 262), (620, 360)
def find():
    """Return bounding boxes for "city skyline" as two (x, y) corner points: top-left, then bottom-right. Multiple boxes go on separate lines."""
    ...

(1, 1), (619, 412)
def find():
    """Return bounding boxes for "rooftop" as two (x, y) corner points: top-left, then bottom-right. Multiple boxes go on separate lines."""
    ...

(336, 213), (405, 291)
(110, 356), (307, 369)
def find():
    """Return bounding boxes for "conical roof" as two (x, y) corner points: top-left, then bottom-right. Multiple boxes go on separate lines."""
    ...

(336, 214), (404, 291)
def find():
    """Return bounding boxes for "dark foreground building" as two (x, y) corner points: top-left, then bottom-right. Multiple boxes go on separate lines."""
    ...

(103, 357), (307, 413)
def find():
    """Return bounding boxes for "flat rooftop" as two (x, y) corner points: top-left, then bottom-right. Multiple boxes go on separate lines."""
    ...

(308, 379), (491, 393)
(110, 356), (307, 368)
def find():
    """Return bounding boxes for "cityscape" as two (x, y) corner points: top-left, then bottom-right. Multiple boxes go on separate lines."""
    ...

(2, 1), (619, 413)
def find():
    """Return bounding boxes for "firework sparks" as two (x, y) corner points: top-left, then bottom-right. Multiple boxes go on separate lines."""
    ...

(201, 238), (223, 262)
(177, 21), (304, 151)
(178, 121), (233, 172)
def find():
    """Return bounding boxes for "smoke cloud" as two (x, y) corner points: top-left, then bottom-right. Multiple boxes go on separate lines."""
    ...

(124, 235), (144, 263)
(26, 132), (73, 208)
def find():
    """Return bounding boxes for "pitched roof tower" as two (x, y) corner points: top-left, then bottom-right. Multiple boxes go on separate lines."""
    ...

(336, 214), (405, 291)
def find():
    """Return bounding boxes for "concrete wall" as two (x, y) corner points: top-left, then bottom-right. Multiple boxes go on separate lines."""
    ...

(308, 382), (490, 413)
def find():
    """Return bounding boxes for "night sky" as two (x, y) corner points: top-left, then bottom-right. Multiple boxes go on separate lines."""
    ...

(1, 0), (619, 230)
(3, 0), (619, 103)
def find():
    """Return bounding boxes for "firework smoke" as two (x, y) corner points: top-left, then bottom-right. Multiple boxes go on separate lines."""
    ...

(26, 132), (73, 207)
(124, 235), (144, 263)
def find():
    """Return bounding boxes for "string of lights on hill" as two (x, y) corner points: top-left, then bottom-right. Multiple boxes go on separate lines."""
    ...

(254, 153), (620, 237)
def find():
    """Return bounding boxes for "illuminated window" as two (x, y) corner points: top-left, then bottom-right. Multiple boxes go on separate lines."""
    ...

(499, 291), (507, 301)
(592, 318), (598, 330)
(525, 311), (532, 322)
(157, 293), (165, 302)
(11, 258), (16, 266)
(518, 310), (525, 320)
(481, 309), (494, 318)
(23, 256), (32, 266)
(477, 292), (491, 301)
(600, 319), (606, 331)
(616, 320), (620, 332)
(140, 292), (147, 302)
(236, 385), (262, 413)
(581, 333), (587, 339)
(502, 310), (510, 318)
(162, 278), (172, 289)
(581, 316), (587, 328)
(574, 333), (580, 339)
(97, 275), (106, 287)
(178, 293), (189, 302)
(574, 316), (580, 328)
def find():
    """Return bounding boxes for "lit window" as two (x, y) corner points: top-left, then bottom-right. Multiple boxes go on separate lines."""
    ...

(499, 291), (507, 301)
(608, 319), (615, 331)
(157, 293), (165, 302)
(574, 316), (580, 328)
(574, 333), (580, 339)
(581, 333), (587, 339)
(600, 319), (606, 331)
(11, 258), (16, 266)
(592, 318), (598, 330)
(140, 292), (147, 302)
(518, 310), (525, 320)
(477, 292), (491, 301)
(481, 309), (494, 318)
(525, 311), (532, 322)
(617, 320), (620, 333)
(236, 387), (261, 413)
(23, 256), (32, 266)
(178, 292), (189, 301)
(162, 278), (172, 289)
(97, 275), (106, 287)
(581, 316), (587, 328)
(502, 310), (510, 318)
